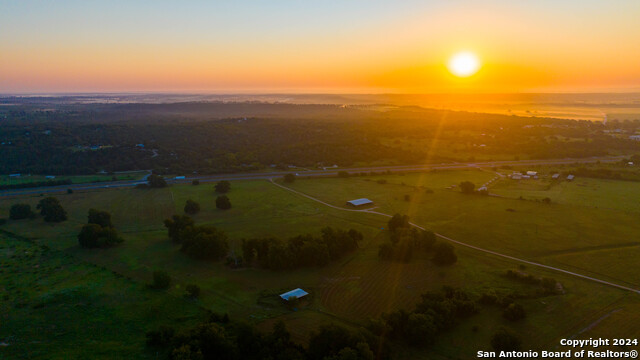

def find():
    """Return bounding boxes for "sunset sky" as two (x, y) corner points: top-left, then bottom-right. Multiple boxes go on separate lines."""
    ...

(1, 0), (639, 93)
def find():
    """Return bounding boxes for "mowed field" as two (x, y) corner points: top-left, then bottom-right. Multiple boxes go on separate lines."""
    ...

(1, 170), (640, 358)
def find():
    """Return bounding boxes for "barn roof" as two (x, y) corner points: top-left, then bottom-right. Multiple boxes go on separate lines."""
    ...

(279, 288), (309, 301)
(347, 198), (373, 206)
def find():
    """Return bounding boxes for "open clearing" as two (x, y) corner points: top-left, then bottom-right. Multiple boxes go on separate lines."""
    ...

(1, 170), (639, 358)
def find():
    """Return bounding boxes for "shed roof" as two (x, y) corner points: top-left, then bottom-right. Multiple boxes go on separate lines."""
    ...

(279, 288), (309, 301)
(347, 198), (373, 206)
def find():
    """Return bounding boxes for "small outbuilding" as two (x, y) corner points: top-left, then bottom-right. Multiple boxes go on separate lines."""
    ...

(567, 174), (575, 181)
(347, 198), (373, 207)
(552, 173), (560, 179)
(280, 288), (309, 301)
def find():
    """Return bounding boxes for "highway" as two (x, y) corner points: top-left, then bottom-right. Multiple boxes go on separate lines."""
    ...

(0, 155), (625, 197)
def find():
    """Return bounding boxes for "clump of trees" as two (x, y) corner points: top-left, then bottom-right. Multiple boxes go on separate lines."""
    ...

(164, 215), (229, 261)
(432, 242), (458, 266)
(147, 174), (167, 188)
(37, 197), (67, 222)
(503, 303), (526, 322)
(9, 203), (34, 220)
(78, 209), (124, 248)
(505, 269), (561, 295)
(146, 315), (387, 360)
(241, 227), (362, 270)
(283, 173), (295, 183)
(459, 181), (476, 194)
(368, 286), (479, 348)
(184, 199), (200, 215)
(215, 180), (231, 193)
(379, 214), (456, 265)
(216, 195), (232, 210)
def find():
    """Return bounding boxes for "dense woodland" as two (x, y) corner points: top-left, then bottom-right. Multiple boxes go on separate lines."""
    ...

(1, 100), (639, 175)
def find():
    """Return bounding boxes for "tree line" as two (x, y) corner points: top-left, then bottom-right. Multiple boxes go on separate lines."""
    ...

(241, 227), (362, 270)
(378, 214), (457, 266)
(147, 312), (388, 360)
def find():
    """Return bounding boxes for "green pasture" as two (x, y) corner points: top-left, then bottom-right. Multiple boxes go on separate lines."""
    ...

(1, 170), (640, 358)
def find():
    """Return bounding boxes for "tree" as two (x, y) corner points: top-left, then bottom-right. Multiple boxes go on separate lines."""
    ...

(78, 223), (124, 248)
(283, 174), (295, 183)
(152, 270), (171, 289)
(9, 203), (34, 220)
(181, 226), (229, 261)
(192, 179), (200, 185)
(88, 208), (113, 228)
(216, 195), (232, 210)
(164, 215), (194, 243)
(378, 243), (394, 261)
(388, 213), (410, 232)
(186, 284), (201, 298)
(406, 313), (437, 346)
(432, 242), (457, 266)
(184, 199), (201, 215)
(338, 171), (349, 178)
(36, 197), (67, 222)
(215, 180), (231, 193)
(147, 174), (167, 188)
(67, 188), (73, 194)
(459, 181), (475, 194)
(503, 303), (526, 321)
(491, 327), (521, 352)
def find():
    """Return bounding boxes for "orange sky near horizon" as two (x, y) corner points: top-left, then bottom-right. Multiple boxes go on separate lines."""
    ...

(1, 1), (639, 93)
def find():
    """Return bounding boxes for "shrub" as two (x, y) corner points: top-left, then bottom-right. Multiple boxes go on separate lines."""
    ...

(459, 181), (475, 194)
(283, 174), (295, 183)
(88, 209), (113, 228)
(186, 284), (201, 298)
(215, 180), (231, 193)
(432, 242), (457, 266)
(503, 303), (526, 321)
(184, 199), (201, 215)
(9, 203), (34, 220)
(78, 223), (124, 248)
(192, 179), (200, 185)
(152, 270), (171, 289)
(216, 195), (232, 210)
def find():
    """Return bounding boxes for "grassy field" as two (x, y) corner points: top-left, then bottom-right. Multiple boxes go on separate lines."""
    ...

(0, 232), (205, 360)
(1, 170), (639, 358)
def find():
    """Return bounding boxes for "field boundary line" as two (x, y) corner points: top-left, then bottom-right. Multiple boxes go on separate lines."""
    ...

(269, 179), (640, 295)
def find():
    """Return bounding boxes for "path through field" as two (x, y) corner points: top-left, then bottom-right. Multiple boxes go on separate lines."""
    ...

(269, 179), (640, 295)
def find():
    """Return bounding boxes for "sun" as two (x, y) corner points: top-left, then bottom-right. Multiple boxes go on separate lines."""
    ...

(447, 51), (481, 77)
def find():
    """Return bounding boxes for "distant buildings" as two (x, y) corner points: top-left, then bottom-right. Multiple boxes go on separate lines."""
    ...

(567, 175), (575, 181)
(630, 135), (640, 141)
